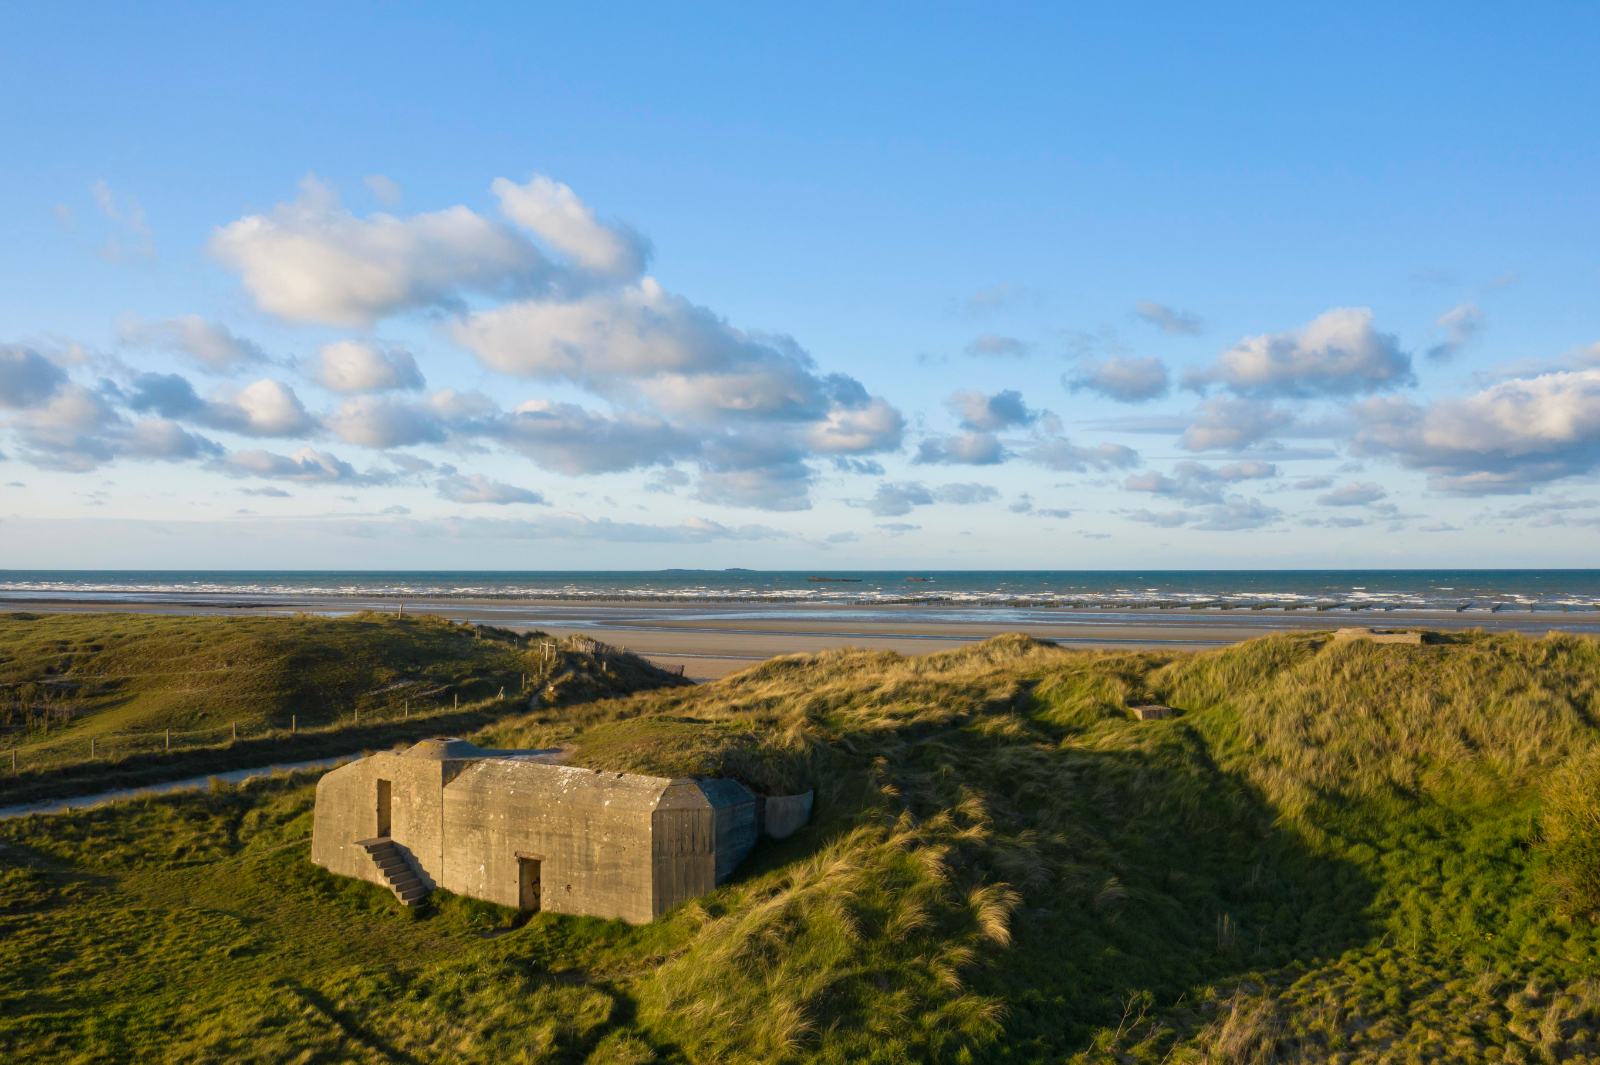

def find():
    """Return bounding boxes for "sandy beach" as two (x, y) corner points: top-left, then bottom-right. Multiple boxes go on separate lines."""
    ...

(6, 593), (1596, 680)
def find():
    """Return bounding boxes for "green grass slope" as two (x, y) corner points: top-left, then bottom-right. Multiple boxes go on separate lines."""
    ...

(0, 611), (691, 782)
(3, 630), (1600, 1063)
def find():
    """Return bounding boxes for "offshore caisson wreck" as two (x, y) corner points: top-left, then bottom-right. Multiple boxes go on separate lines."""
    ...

(311, 738), (813, 922)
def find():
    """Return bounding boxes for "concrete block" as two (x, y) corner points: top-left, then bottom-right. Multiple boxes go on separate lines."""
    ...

(1130, 705), (1175, 721)
(762, 791), (814, 839)
(311, 737), (780, 923)
(1333, 627), (1424, 645)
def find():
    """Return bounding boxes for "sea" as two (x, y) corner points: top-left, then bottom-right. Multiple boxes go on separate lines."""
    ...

(1, 570), (1598, 610)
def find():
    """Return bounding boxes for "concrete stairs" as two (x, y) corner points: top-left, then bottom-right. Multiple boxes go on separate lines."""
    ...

(355, 837), (428, 907)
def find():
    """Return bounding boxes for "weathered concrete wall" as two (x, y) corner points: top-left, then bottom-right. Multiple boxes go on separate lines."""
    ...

(312, 739), (789, 923)
(762, 791), (813, 840)
(700, 778), (758, 883)
(651, 782), (716, 918)
(442, 762), (669, 924)
(311, 752), (446, 890)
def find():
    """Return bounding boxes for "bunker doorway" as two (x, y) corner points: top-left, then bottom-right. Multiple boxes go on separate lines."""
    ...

(376, 779), (391, 837)
(517, 854), (542, 911)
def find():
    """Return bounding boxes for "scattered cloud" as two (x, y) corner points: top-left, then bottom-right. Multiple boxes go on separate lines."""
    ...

(963, 333), (1031, 358)
(1427, 303), (1485, 361)
(240, 486), (291, 497)
(1133, 301), (1203, 335)
(0, 345), (68, 408)
(644, 468), (692, 494)
(915, 431), (1006, 465)
(1352, 369), (1600, 495)
(875, 522), (920, 535)
(1184, 308), (1413, 397)
(119, 314), (267, 372)
(1066, 355), (1170, 403)
(90, 180), (155, 263)
(1019, 438), (1140, 472)
(492, 174), (650, 279)
(1419, 522), (1460, 532)
(335, 513), (787, 543)
(211, 174), (902, 510)
(945, 389), (1037, 431)
(217, 446), (392, 485)
(1126, 460), (1279, 507)
(1190, 498), (1283, 531)
(211, 175), (548, 326)
(364, 174), (403, 205)
(1180, 397), (1295, 451)
(1494, 498), (1600, 527)
(963, 283), (1039, 315)
(1317, 481), (1388, 506)
(933, 482), (1000, 505)
(435, 473), (547, 505)
(849, 480), (1002, 516)
(312, 340), (425, 393)
(1294, 476), (1334, 490)
(1128, 509), (1189, 528)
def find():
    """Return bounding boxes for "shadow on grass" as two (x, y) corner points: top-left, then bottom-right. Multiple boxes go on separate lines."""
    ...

(855, 693), (1383, 1058)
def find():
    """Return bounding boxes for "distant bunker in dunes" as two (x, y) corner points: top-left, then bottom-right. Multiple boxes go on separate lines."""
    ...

(1332, 627), (1427, 646)
(311, 737), (813, 921)
(1129, 704), (1177, 721)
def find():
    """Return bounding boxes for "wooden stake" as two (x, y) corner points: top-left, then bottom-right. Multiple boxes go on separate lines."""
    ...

(91, 738), (95, 758)
(292, 714), (296, 734)
(454, 694), (459, 709)
(232, 721), (237, 741)
(497, 687), (505, 699)
(11, 749), (15, 774)
(165, 729), (170, 750)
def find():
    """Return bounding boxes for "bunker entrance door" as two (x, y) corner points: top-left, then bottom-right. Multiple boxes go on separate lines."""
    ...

(376, 779), (391, 837)
(517, 855), (542, 911)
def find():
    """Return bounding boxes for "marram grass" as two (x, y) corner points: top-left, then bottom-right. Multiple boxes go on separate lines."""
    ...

(3, 628), (1600, 1062)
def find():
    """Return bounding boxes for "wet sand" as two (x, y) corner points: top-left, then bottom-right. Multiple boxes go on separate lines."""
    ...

(7, 593), (1598, 681)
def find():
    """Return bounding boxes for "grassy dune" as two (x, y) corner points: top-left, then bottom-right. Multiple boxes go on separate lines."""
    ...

(3, 629), (1600, 1062)
(0, 611), (688, 793)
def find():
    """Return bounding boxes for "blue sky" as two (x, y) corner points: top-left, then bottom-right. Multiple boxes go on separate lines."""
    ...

(3, 2), (1599, 569)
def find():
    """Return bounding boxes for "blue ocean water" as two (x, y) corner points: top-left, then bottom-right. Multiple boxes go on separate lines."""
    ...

(0, 570), (1597, 608)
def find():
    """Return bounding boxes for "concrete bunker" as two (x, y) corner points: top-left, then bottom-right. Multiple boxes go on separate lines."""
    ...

(311, 737), (812, 921)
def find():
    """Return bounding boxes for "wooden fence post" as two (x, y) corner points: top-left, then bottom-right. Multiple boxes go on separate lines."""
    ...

(166, 729), (170, 750)
(11, 749), (15, 774)
(90, 738), (95, 758)
(292, 715), (296, 734)
(454, 694), (459, 709)
(232, 721), (237, 742)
